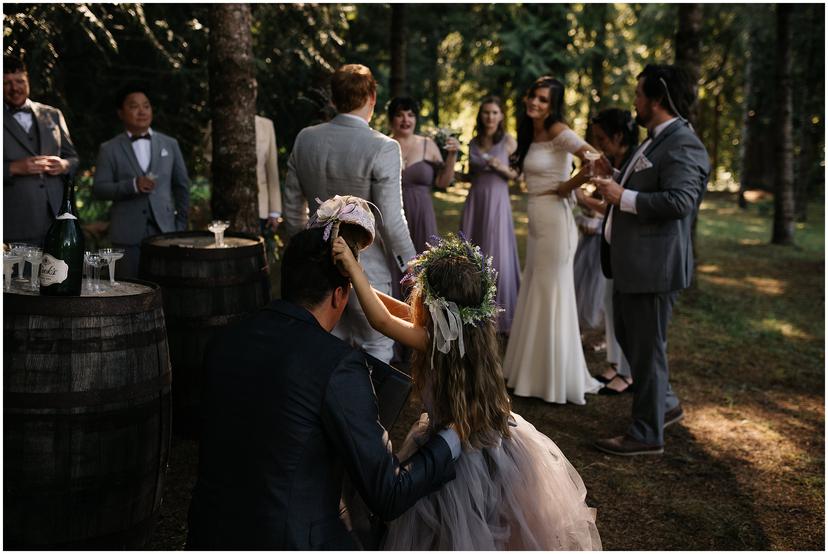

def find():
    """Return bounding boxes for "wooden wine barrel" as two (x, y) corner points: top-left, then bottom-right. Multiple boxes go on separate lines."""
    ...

(3, 280), (172, 550)
(139, 231), (271, 434)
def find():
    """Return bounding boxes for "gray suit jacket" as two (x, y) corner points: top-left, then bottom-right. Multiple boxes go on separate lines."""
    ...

(283, 115), (416, 286)
(604, 119), (710, 294)
(93, 130), (190, 245)
(3, 101), (79, 244)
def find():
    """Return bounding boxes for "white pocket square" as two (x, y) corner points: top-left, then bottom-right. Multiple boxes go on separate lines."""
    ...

(633, 155), (653, 172)
(161, 148), (169, 157)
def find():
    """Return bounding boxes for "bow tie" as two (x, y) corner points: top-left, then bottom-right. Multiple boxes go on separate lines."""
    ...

(9, 105), (32, 115)
(130, 134), (151, 142)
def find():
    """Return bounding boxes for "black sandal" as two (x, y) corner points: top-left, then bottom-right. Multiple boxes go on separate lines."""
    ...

(594, 365), (618, 384)
(598, 374), (634, 395)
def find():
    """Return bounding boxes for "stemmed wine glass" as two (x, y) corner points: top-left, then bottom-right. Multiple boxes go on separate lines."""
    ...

(208, 220), (230, 248)
(4, 250), (22, 292)
(99, 248), (125, 286)
(22, 247), (43, 291)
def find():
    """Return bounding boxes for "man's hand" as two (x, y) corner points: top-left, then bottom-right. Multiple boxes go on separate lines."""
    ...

(40, 156), (69, 176)
(9, 156), (49, 176)
(265, 216), (281, 231)
(136, 175), (157, 193)
(592, 176), (624, 206)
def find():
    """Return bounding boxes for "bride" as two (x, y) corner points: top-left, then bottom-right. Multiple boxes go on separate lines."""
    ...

(502, 76), (603, 404)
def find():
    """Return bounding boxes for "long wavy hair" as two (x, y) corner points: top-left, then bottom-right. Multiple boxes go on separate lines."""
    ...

(511, 76), (566, 172)
(473, 96), (506, 146)
(408, 256), (512, 449)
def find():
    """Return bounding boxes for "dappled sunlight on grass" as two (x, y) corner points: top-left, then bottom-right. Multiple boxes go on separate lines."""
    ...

(744, 277), (785, 296)
(686, 401), (820, 476)
(754, 318), (813, 341)
(698, 274), (786, 297)
(697, 263), (721, 274)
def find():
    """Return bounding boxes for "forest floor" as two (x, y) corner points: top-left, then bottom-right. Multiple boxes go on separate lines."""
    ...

(147, 190), (824, 551)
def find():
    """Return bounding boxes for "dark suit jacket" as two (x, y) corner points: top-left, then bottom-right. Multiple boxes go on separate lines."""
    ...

(186, 300), (456, 550)
(3, 101), (79, 244)
(601, 119), (710, 293)
(92, 130), (189, 245)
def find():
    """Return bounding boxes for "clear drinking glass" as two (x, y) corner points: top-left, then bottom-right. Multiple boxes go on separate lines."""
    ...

(95, 251), (110, 292)
(4, 251), (22, 292)
(83, 251), (94, 292)
(99, 248), (125, 286)
(584, 151), (602, 178)
(9, 243), (30, 281)
(23, 247), (43, 291)
(208, 220), (230, 248)
(84, 251), (104, 293)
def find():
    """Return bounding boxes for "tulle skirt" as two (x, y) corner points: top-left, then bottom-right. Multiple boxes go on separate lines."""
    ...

(383, 412), (602, 550)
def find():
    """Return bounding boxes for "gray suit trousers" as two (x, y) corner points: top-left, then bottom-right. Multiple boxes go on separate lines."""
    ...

(613, 290), (680, 446)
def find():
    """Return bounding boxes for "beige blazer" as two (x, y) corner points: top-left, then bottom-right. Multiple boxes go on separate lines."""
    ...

(255, 115), (281, 219)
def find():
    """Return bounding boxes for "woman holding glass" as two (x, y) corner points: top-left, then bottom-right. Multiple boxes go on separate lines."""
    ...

(458, 97), (520, 336)
(387, 97), (458, 254)
(502, 76), (603, 404)
(575, 108), (639, 395)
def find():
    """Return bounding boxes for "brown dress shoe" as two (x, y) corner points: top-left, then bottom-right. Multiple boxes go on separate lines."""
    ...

(592, 434), (664, 456)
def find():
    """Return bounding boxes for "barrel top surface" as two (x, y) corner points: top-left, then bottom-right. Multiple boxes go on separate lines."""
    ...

(150, 235), (258, 249)
(3, 278), (162, 316)
(6, 279), (152, 298)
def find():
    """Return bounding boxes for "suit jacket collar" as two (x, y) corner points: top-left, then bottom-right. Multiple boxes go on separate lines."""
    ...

(644, 118), (684, 157)
(4, 100), (37, 155)
(117, 132), (146, 176)
(265, 299), (325, 330)
(331, 113), (370, 129)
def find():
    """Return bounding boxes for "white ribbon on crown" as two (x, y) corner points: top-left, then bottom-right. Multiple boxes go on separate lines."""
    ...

(426, 296), (465, 369)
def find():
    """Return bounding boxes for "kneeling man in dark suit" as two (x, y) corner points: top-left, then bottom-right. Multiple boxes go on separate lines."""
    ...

(186, 227), (459, 550)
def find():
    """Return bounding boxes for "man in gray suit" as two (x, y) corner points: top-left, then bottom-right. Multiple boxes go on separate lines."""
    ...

(593, 64), (710, 456)
(3, 55), (79, 245)
(93, 84), (190, 278)
(283, 64), (416, 363)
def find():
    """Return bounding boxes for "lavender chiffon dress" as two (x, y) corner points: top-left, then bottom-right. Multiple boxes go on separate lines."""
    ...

(402, 147), (440, 254)
(460, 138), (521, 334)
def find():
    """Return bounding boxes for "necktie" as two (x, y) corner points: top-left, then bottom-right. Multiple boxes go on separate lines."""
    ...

(130, 134), (151, 142)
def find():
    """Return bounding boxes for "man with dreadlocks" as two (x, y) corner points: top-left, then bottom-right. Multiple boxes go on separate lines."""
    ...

(333, 232), (602, 550)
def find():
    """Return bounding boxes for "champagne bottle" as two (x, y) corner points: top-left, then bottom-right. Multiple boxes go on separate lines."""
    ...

(40, 174), (85, 296)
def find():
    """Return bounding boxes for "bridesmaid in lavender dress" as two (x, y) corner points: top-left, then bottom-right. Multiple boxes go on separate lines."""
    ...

(459, 97), (521, 335)
(388, 97), (458, 254)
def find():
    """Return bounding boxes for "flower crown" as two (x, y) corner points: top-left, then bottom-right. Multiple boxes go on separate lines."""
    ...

(406, 232), (500, 326)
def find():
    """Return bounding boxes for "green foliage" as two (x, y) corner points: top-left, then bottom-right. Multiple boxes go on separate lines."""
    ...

(3, 3), (824, 221)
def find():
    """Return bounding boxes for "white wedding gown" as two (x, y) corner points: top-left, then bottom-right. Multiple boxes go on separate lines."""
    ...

(503, 130), (602, 404)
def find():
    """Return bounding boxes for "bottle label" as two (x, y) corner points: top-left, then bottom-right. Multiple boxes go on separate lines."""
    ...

(56, 212), (78, 220)
(40, 254), (69, 286)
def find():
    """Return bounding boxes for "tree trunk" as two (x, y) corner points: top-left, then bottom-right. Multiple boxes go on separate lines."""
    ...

(430, 29), (440, 126)
(585, 3), (608, 145)
(711, 91), (721, 189)
(389, 4), (407, 98)
(208, 4), (258, 234)
(675, 3), (703, 267)
(675, 4), (703, 128)
(772, 4), (796, 245)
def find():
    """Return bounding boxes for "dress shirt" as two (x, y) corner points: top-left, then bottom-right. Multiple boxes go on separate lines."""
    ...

(127, 128), (153, 192)
(7, 100), (34, 133)
(604, 117), (676, 244)
(437, 428), (461, 460)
